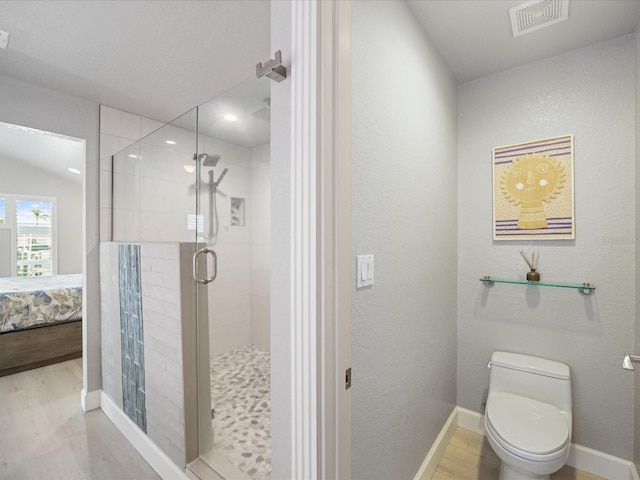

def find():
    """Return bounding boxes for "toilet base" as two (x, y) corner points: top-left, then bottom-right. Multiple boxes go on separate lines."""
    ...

(499, 462), (550, 480)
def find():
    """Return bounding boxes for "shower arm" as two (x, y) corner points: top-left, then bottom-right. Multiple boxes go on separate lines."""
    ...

(214, 168), (229, 188)
(208, 170), (215, 239)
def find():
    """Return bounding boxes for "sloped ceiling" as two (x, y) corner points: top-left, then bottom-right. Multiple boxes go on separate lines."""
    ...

(406, 0), (640, 83)
(0, 122), (84, 184)
(0, 0), (271, 124)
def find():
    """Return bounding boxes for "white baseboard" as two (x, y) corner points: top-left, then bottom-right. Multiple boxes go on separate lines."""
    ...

(455, 407), (639, 480)
(413, 408), (459, 480)
(456, 406), (485, 435)
(100, 392), (189, 480)
(568, 443), (638, 480)
(80, 388), (101, 411)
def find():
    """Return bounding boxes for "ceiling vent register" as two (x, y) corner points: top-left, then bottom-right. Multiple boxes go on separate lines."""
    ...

(509, 0), (569, 37)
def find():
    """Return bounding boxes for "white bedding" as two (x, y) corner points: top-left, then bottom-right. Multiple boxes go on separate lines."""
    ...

(0, 274), (83, 293)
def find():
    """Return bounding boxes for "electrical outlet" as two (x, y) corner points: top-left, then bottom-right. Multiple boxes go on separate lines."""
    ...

(0, 30), (10, 50)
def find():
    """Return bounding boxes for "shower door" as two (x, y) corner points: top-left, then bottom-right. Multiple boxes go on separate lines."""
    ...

(111, 106), (208, 466)
(194, 76), (272, 479)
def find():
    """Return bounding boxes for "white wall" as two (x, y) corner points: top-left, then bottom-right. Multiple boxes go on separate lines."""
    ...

(100, 105), (164, 243)
(205, 139), (253, 356)
(458, 35), (635, 459)
(250, 144), (271, 351)
(351, 2), (458, 478)
(205, 140), (271, 356)
(0, 74), (101, 395)
(0, 156), (83, 275)
(634, 28), (640, 471)
(269, 1), (292, 477)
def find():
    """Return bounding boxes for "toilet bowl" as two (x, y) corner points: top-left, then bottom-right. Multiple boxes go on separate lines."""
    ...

(484, 352), (572, 480)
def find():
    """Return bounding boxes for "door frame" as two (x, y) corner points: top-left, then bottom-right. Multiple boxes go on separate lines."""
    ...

(282, 0), (352, 478)
(319, 1), (351, 479)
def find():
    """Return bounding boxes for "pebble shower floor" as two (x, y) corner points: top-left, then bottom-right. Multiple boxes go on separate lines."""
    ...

(211, 345), (271, 480)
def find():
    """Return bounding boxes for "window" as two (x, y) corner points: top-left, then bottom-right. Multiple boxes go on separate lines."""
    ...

(16, 199), (54, 276)
(187, 213), (204, 235)
(0, 195), (56, 277)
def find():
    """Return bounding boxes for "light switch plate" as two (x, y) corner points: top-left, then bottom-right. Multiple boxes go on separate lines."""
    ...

(356, 255), (374, 288)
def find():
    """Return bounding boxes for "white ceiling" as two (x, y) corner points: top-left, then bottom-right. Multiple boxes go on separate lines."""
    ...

(0, 0), (271, 124)
(0, 122), (85, 184)
(407, 0), (640, 83)
(0, 0), (638, 177)
(0, 0), (635, 123)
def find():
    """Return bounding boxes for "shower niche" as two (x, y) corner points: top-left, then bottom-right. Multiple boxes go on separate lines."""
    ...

(230, 197), (245, 226)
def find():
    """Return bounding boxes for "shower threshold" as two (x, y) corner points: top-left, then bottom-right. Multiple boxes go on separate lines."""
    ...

(194, 448), (251, 480)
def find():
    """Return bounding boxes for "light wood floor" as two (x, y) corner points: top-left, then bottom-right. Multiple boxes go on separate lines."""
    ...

(432, 427), (605, 480)
(0, 358), (160, 479)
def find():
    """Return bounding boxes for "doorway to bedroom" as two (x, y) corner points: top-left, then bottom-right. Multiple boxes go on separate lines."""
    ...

(0, 121), (84, 375)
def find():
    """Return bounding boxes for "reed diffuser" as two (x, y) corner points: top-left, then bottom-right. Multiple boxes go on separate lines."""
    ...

(520, 250), (540, 282)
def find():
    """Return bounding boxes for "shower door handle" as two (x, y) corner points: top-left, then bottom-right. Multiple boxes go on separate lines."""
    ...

(193, 247), (217, 285)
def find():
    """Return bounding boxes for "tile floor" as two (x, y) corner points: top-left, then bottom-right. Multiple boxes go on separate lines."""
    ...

(210, 345), (271, 480)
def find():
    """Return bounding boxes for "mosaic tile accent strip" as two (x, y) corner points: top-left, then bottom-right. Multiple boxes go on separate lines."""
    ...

(119, 244), (147, 433)
(211, 345), (271, 480)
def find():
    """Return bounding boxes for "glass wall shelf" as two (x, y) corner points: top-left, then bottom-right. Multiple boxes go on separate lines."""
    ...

(480, 276), (595, 294)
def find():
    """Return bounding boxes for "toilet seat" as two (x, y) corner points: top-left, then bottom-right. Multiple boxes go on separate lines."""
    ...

(486, 392), (570, 462)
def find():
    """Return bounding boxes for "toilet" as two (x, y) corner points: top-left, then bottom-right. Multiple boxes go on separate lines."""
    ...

(485, 351), (572, 480)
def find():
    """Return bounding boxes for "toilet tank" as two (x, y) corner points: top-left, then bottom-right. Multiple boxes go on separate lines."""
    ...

(488, 351), (572, 414)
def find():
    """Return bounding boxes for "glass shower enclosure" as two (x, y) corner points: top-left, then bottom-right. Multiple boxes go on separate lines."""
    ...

(111, 76), (272, 479)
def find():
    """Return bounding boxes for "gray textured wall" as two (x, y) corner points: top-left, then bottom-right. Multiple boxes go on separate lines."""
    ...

(457, 35), (635, 460)
(635, 29), (640, 472)
(351, 2), (458, 478)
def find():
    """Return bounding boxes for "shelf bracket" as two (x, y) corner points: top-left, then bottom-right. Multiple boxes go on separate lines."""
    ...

(578, 283), (595, 295)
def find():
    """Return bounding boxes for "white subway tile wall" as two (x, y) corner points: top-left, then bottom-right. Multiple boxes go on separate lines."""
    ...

(100, 242), (124, 410)
(100, 242), (188, 468)
(140, 244), (186, 468)
(100, 105), (271, 356)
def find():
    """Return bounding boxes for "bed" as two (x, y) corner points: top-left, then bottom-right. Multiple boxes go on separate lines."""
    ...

(0, 274), (83, 376)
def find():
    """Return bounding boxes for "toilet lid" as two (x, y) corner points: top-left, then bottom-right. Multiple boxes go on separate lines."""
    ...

(486, 392), (570, 456)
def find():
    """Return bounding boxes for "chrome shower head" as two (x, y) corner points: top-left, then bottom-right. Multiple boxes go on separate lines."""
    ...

(199, 153), (221, 167)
